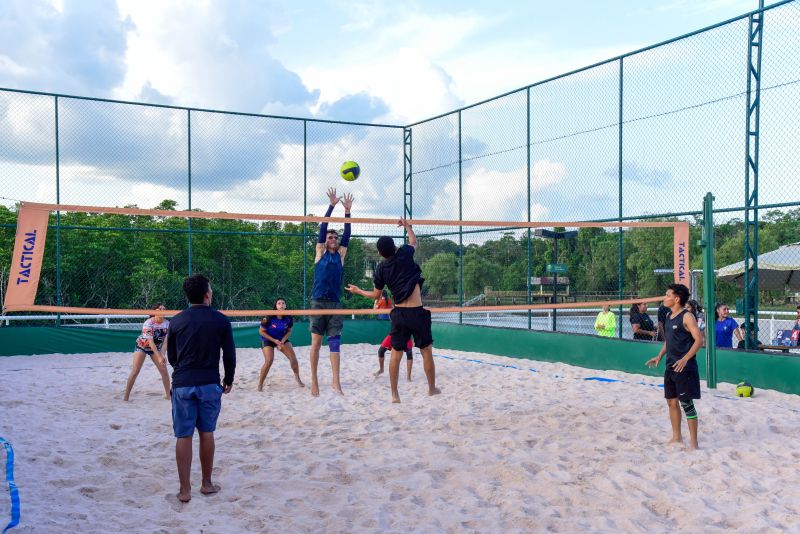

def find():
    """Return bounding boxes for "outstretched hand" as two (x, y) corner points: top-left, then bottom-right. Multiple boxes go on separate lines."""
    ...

(327, 187), (341, 206)
(342, 192), (354, 211)
(345, 284), (361, 295)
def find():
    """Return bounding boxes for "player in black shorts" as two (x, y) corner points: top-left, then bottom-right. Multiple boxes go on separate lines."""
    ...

(646, 283), (703, 450)
(346, 219), (441, 403)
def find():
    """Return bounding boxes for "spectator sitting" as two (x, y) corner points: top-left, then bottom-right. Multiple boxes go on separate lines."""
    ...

(736, 320), (762, 350)
(594, 304), (616, 337)
(656, 303), (671, 342)
(630, 303), (658, 341)
(714, 303), (743, 348)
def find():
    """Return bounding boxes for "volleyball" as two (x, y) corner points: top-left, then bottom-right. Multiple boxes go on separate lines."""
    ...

(340, 161), (360, 181)
(736, 381), (754, 397)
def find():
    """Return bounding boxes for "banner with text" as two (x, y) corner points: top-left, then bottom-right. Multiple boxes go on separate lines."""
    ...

(3, 203), (50, 311)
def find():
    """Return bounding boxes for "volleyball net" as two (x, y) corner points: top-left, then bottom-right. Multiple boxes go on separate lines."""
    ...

(3, 202), (689, 326)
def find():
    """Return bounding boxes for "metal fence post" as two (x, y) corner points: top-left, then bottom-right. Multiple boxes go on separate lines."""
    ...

(187, 109), (193, 275)
(701, 192), (717, 389)
(303, 120), (308, 305)
(458, 111), (463, 325)
(55, 95), (61, 327)
(527, 87), (532, 330)
(617, 57), (624, 337)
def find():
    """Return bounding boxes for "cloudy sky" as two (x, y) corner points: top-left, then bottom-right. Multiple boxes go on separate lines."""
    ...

(1, 0), (797, 224)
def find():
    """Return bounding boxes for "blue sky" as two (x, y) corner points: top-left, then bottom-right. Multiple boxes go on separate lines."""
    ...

(0, 0), (797, 222)
(0, 0), (770, 122)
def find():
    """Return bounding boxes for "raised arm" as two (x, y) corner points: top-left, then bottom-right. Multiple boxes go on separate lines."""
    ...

(339, 192), (353, 261)
(399, 219), (417, 248)
(315, 187), (340, 263)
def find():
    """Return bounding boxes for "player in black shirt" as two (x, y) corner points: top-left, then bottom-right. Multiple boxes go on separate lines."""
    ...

(346, 219), (441, 403)
(167, 274), (236, 502)
(646, 283), (703, 450)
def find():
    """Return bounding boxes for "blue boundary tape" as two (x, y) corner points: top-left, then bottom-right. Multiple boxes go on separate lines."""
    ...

(0, 437), (20, 533)
(433, 352), (800, 411)
(433, 352), (664, 389)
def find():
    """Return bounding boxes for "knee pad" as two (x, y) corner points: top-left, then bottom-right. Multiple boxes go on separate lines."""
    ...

(679, 399), (697, 419)
(405, 349), (413, 360)
(378, 347), (388, 359)
(328, 335), (341, 353)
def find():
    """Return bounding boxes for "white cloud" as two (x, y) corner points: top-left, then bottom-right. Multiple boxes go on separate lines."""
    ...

(422, 161), (563, 222)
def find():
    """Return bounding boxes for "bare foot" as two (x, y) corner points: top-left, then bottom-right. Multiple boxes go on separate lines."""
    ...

(332, 384), (344, 395)
(295, 376), (305, 387)
(392, 395), (401, 403)
(374, 369), (384, 378)
(689, 442), (699, 450)
(311, 383), (320, 397)
(428, 387), (442, 396)
(407, 375), (412, 382)
(177, 490), (191, 503)
(165, 395), (171, 400)
(200, 483), (221, 495)
(257, 383), (264, 392)
(667, 437), (683, 445)
(123, 397), (130, 402)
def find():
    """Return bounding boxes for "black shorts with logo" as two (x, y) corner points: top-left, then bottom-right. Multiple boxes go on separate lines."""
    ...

(663, 364), (701, 400)
(389, 306), (433, 350)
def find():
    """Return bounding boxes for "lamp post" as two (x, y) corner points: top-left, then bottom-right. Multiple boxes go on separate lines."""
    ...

(534, 229), (578, 331)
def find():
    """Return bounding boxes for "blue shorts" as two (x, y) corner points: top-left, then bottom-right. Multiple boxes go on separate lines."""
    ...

(171, 383), (224, 438)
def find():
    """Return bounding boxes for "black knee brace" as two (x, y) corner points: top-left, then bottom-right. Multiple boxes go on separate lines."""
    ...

(679, 399), (697, 419)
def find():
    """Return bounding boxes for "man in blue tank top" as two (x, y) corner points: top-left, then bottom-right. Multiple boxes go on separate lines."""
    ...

(309, 187), (353, 397)
(646, 283), (703, 450)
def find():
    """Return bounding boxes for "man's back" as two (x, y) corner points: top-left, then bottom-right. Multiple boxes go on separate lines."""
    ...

(374, 245), (423, 305)
(168, 305), (236, 388)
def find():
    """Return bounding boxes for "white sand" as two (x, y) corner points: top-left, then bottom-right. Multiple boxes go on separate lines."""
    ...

(1, 343), (799, 533)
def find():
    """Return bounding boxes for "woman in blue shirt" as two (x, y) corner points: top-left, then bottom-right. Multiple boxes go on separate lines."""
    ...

(714, 303), (742, 348)
(258, 298), (304, 391)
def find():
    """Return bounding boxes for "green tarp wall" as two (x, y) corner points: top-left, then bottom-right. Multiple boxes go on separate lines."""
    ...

(1, 321), (798, 395)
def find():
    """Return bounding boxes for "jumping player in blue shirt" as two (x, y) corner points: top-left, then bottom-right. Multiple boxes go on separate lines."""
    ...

(309, 187), (353, 397)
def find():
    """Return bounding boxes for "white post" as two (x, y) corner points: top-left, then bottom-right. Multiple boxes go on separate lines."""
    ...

(105, 317), (109, 329)
(769, 312), (775, 342)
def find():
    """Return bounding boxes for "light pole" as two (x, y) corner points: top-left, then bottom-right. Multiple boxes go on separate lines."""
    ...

(534, 229), (578, 331)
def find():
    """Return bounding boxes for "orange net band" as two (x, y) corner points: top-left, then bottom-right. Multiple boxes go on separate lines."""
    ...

(19, 202), (684, 229)
(3, 297), (665, 317)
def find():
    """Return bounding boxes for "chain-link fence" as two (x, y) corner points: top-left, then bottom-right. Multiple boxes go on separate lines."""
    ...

(1, 1), (799, 342)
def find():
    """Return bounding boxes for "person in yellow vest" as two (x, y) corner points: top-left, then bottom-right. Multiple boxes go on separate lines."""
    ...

(594, 304), (616, 337)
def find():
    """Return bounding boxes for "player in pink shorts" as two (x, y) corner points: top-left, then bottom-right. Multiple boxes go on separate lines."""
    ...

(376, 334), (413, 380)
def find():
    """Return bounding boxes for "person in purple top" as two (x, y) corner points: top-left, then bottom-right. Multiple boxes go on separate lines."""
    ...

(167, 274), (236, 503)
(258, 297), (304, 390)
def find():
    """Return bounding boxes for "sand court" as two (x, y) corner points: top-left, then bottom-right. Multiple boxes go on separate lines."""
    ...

(1, 343), (799, 532)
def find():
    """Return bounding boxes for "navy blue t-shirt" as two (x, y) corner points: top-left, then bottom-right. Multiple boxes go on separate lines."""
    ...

(312, 251), (343, 301)
(373, 245), (424, 305)
(715, 317), (739, 348)
(167, 305), (236, 387)
(260, 315), (293, 341)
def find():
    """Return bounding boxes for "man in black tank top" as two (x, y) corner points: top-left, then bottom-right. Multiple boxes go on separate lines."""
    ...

(646, 283), (703, 450)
